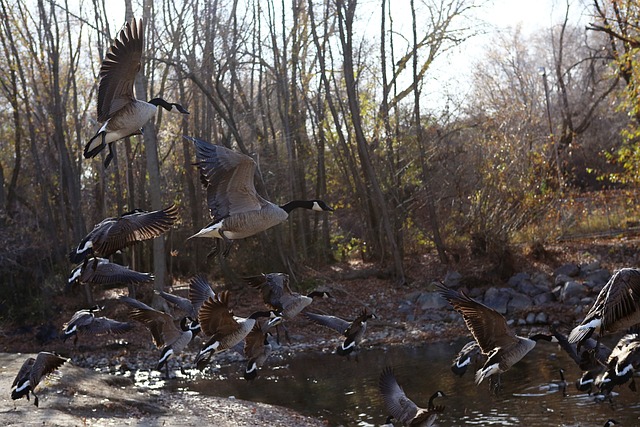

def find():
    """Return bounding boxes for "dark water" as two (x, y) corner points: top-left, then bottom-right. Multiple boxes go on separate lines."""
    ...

(168, 339), (640, 426)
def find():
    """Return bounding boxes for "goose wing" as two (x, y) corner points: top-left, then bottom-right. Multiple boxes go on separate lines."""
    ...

(188, 136), (263, 218)
(244, 322), (269, 359)
(127, 306), (182, 348)
(245, 274), (286, 310)
(97, 18), (143, 122)
(93, 205), (178, 257)
(379, 367), (418, 424)
(437, 284), (518, 354)
(601, 269), (640, 331)
(305, 312), (351, 336)
(85, 260), (154, 285)
(30, 352), (67, 388)
(87, 317), (133, 335)
(12, 358), (35, 388)
(198, 291), (238, 337)
(188, 275), (216, 316)
(63, 310), (94, 330)
(158, 290), (196, 318)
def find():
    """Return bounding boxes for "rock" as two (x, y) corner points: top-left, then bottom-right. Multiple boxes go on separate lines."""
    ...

(531, 272), (552, 289)
(534, 312), (548, 324)
(443, 271), (463, 288)
(483, 287), (510, 314)
(580, 297), (594, 306)
(561, 281), (587, 302)
(555, 263), (580, 277)
(508, 272), (530, 287)
(468, 287), (484, 298)
(526, 312), (536, 324)
(533, 292), (554, 305)
(507, 293), (533, 312)
(518, 318), (527, 326)
(584, 269), (611, 289)
(416, 292), (449, 310)
(581, 261), (601, 274)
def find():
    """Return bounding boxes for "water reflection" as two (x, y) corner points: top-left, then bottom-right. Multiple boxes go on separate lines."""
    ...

(169, 339), (640, 426)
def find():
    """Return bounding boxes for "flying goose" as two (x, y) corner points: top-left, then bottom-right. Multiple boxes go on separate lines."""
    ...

(194, 290), (282, 370)
(596, 333), (640, 394)
(70, 204), (178, 265)
(186, 136), (333, 257)
(241, 320), (273, 381)
(451, 340), (485, 377)
(11, 352), (68, 407)
(68, 257), (153, 289)
(568, 268), (640, 350)
(437, 283), (552, 388)
(245, 272), (330, 342)
(85, 18), (189, 168)
(62, 306), (133, 345)
(379, 367), (445, 426)
(120, 296), (199, 372)
(305, 307), (376, 357)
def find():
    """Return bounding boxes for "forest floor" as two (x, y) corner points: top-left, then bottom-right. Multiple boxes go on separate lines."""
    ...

(1, 235), (639, 426)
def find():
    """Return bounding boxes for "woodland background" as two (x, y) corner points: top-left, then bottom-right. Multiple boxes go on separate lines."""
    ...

(1, 0), (640, 321)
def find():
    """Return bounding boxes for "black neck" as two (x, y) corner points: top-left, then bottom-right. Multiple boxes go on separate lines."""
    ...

(249, 310), (275, 320)
(529, 333), (553, 342)
(148, 97), (188, 114)
(280, 200), (316, 213)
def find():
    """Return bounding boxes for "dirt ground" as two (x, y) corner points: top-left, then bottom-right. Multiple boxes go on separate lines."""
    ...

(2, 236), (639, 426)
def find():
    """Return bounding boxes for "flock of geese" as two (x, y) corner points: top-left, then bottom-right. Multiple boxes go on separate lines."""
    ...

(8, 17), (640, 426)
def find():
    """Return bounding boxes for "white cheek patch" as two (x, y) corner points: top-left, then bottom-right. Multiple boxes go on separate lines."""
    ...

(457, 357), (471, 368)
(69, 267), (82, 283)
(65, 325), (78, 335)
(158, 348), (174, 364)
(616, 364), (633, 377)
(246, 362), (258, 373)
(200, 341), (221, 357)
(14, 380), (31, 394)
(341, 340), (356, 351)
(77, 240), (93, 253)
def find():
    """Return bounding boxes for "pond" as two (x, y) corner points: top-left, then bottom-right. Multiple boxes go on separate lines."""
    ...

(167, 339), (640, 426)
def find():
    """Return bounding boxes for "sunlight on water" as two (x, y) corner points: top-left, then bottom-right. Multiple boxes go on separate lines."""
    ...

(168, 339), (640, 426)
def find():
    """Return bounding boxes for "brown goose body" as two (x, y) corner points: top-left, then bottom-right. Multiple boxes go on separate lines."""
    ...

(242, 321), (273, 381)
(11, 352), (68, 406)
(305, 308), (375, 356)
(85, 19), (188, 168)
(195, 290), (280, 370)
(186, 136), (333, 256)
(245, 272), (330, 320)
(120, 296), (196, 370)
(569, 268), (640, 348)
(70, 204), (178, 264)
(437, 283), (551, 385)
(379, 367), (445, 426)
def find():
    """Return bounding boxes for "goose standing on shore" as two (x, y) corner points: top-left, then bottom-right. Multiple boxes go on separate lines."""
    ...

(568, 268), (640, 350)
(85, 18), (189, 168)
(186, 136), (333, 257)
(437, 283), (552, 389)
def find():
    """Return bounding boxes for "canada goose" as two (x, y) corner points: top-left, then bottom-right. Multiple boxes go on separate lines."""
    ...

(451, 340), (485, 377)
(120, 296), (199, 372)
(11, 352), (68, 407)
(569, 268), (640, 350)
(70, 204), (178, 265)
(604, 420), (619, 427)
(436, 283), (552, 388)
(194, 290), (282, 370)
(85, 19), (189, 168)
(186, 136), (333, 257)
(68, 257), (153, 289)
(379, 367), (445, 426)
(62, 306), (133, 345)
(596, 333), (640, 394)
(305, 308), (376, 357)
(241, 320), (273, 381)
